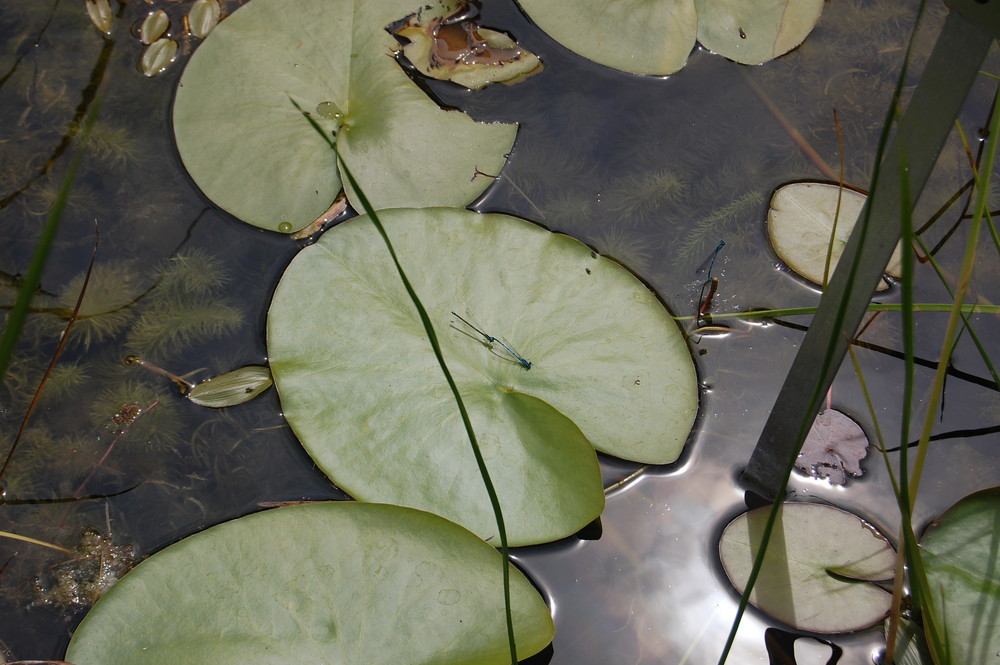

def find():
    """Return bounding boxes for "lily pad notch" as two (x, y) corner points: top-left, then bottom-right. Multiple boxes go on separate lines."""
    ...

(172, 0), (520, 233)
(267, 206), (699, 546)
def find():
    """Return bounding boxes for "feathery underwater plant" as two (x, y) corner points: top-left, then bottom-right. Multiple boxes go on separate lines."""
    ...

(602, 168), (689, 223)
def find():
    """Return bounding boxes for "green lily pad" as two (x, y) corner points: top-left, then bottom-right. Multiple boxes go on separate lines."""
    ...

(65, 502), (554, 665)
(921, 487), (1000, 665)
(767, 182), (903, 290)
(267, 208), (698, 545)
(719, 502), (895, 633)
(172, 0), (516, 233)
(694, 0), (824, 65)
(516, 0), (697, 75)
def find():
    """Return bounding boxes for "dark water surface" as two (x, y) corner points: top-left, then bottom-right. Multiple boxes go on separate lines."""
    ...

(2, 0), (999, 662)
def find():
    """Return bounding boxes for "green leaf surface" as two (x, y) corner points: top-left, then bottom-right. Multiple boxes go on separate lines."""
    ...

(694, 0), (824, 65)
(172, 0), (516, 232)
(516, 0), (697, 75)
(267, 208), (698, 544)
(767, 182), (903, 290)
(921, 487), (1000, 665)
(65, 502), (554, 665)
(186, 365), (273, 407)
(719, 502), (895, 633)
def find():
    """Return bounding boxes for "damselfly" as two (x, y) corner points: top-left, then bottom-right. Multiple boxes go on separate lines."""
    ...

(695, 240), (725, 279)
(451, 312), (532, 369)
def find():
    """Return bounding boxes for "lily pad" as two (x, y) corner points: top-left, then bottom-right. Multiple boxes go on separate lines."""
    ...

(767, 182), (903, 290)
(719, 502), (895, 633)
(267, 208), (698, 545)
(795, 409), (868, 485)
(516, 0), (697, 75)
(65, 502), (554, 665)
(921, 487), (1000, 665)
(172, 0), (517, 233)
(694, 0), (824, 65)
(390, 2), (543, 90)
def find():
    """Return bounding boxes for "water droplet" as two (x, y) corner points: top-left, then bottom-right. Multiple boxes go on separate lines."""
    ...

(316, 101), (345, 124)
(278, 221), (294, 233)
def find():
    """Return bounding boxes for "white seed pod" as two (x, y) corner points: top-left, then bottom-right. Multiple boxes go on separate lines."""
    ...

(186, 365), (273, 408)
(139, 10), (169, 45)
(85, 0), (113, 35)
(188, 0), (222, 39)
(140, 38), (178, 77)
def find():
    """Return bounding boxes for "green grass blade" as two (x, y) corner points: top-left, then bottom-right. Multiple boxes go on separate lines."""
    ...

(336, 157), (518, 665)
(673, 302), (1000, 322)
(289, 97), (518, 664)
(0, 96), (102, 383)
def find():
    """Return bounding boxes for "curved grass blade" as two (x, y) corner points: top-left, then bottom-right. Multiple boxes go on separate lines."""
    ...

(290, 96), (519, 664)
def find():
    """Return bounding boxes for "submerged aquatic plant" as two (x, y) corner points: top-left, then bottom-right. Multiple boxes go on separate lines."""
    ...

(56, 261), (145, 350)
(603, 168), (689, 222)
(126, 294), (243, 360)
(588, 224), (658, 275)
(676, 190), (764, 262)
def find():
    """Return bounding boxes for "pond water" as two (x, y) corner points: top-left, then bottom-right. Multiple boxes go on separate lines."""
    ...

(2, 0), (999, 662)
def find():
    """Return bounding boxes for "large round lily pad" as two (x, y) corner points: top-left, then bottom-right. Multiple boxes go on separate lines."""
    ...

(65, 502), (554, 665)
(173, 0), (516, 232)
(719, 502), (895, 633)
(694, 0), (824, 65)
(516, 0), (697, 75)
(922, 487), (1000, 665)
(267, 208), (698, 545)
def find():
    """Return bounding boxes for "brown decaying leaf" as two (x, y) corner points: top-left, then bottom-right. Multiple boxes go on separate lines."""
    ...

(795, 409), (868, 485)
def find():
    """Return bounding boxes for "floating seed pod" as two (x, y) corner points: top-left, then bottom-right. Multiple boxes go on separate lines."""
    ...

(188, 0), (222, 39)
(186, 365), (273, 408)
(86, 0), (113, 35)
(140, 38), (178, 77)
(139, 10), (169, 45)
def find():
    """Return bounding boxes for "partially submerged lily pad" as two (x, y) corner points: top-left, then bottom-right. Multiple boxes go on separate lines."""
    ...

(719, 502), (895, 633)
(694, 0), (824, 65)
(516, 0), (697, 75)
(172, 0), (517, 232)
(390, 1), (543, 89)
(767, 182), (903, 290)
(267, 208), (698, 545)
(922, 487), (1000, 665)
(65, 502), (554, 664)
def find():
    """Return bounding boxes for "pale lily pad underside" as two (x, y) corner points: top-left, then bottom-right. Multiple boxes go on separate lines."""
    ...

(173, 0), (516, 232)
(695, 0), (824, 65)
(65, 502), (554, 665)
(517, 0), (698, 75)
(267, 208), (698, 545)
(922, 487), (1000, 665)
(768, 182), (903, 290)
(719, 502), (895, 634)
